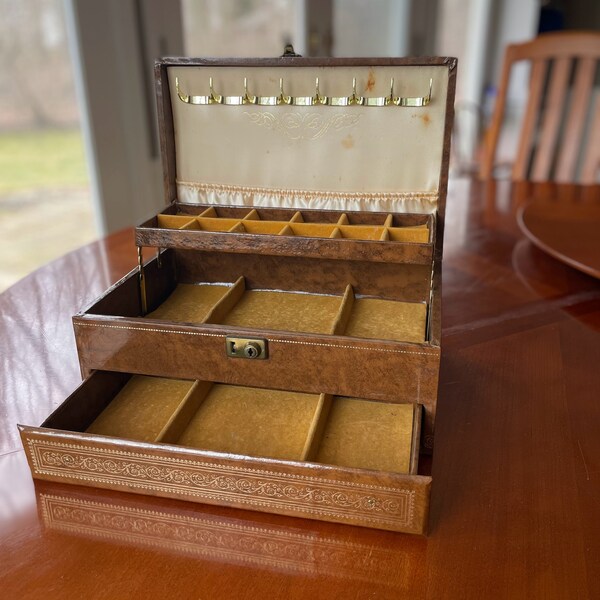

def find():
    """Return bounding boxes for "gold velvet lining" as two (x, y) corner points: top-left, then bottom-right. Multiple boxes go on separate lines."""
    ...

(86, 376), (194, 442)
(388, 226), (429, 243)
(85, 377), (419, 475)
(147, 282), (428, 343)
(316, 399), (415, 473)
(177, 384), (320, 460)
(239, 220), (288, 234)
(345, 298), (427, 343)
(148, 284), (230, 323)
(221, 290), (342, 334)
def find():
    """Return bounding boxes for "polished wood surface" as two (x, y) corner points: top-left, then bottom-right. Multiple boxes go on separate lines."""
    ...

(2, 180), (600, 598)
(480, 31), (600, 183)
(518, 198), (600, 279)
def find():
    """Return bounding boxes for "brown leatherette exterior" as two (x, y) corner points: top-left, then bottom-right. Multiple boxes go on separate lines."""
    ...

(135, 227), (434, 265)
(17, 56), (456, 537)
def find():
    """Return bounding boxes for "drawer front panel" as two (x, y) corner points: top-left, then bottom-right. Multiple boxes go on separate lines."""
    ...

(21, 428), (431, 534)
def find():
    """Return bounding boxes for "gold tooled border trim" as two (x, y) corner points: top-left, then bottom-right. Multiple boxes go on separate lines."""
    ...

(74, 322), (438, 357)
(29, 439), (416, 528)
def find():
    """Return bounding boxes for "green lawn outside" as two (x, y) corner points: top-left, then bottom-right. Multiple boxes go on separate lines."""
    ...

(0, 128), (88, 193)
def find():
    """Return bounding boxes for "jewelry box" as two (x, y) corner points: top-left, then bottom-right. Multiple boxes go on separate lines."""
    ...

(20, 52), (456, 535)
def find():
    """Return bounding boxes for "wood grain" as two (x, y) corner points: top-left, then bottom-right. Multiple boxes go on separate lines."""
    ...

(518, 198), (600, 279)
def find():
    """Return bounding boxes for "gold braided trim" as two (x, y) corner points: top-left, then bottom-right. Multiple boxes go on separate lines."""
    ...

(176, 180), (439, 204)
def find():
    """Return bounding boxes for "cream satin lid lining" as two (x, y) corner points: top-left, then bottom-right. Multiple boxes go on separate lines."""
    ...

(169, 64), (449, 214)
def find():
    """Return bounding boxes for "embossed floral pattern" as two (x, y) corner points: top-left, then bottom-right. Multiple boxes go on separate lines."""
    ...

(28, 440), (415, 527)
(243, 111), (360, 140)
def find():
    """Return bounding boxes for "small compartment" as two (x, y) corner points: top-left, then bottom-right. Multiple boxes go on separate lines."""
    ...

(193, 217), (243, 232)
(178, 384), (325, 460)
(238, 220), (288, 235)
(147, 283), (231, 323)
(345, 297), (427, 343)
(292, 211), (341, 224)
(220, 288), (343, 334)
(197, 206), (253, 219)
(86, 376), (195, 442)
(244, 207), (303, 222)
(281, 223), (339, 238)
(337, 212), (390, 226)
(387, 226), (430, 243)
(337, 225), (387, 240)
(314, 397), (420, 474)
(156, 214), (197, 229)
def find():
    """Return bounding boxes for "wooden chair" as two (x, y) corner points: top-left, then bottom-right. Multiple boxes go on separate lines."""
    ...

(480, 31), (600, 183)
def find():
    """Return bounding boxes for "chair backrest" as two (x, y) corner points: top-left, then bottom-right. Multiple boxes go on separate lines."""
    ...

(480, 31), (600, 183)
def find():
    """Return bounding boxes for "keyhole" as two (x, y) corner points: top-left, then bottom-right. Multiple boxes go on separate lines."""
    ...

(243, 342), (261, 358)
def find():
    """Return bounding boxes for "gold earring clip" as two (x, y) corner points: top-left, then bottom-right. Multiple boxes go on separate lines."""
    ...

(350, 77), (364, 106)
(175, 77), (188, 103)
(325, 78), (353, 106)
(290, 77), (315, 106)
(255, 79), (279, 106)
(175, 77), (212, 105)
(396, 78), (433, 107)
(220, 78), (245, 105)
(314, 77), (325, 105)
(209, 77), (223, 104)
(363, 76), (388, 106)
(278, 78), (291, 105)
(243, 78), (257, 104)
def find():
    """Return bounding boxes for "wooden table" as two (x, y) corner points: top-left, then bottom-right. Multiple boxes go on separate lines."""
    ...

(1, 180), (599, 599)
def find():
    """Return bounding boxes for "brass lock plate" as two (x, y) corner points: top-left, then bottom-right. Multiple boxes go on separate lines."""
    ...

(225, 337), (268, 360)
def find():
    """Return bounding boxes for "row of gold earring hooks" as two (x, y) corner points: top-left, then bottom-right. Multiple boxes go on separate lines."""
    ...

(175, 77), (432, 107)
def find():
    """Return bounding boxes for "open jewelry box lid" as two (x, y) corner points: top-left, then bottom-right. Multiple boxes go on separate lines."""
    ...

(155, 55), (456, 218)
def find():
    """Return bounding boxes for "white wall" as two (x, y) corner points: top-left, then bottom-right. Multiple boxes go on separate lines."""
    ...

(333, 0), (411, 57)
(65, 0), (183, 235)
(487, 0), (539, 115)
(436, 0), (539, 166)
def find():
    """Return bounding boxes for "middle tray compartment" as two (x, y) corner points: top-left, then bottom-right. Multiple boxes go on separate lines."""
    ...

(73, 248), (441, 447)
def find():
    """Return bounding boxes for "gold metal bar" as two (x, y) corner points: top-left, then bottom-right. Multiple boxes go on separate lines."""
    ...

(175, 77), (212, 105)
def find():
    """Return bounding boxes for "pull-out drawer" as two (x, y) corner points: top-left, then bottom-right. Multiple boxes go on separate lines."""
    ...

(20, 370), (431, 534)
